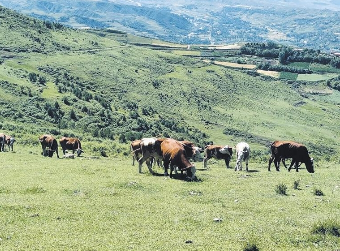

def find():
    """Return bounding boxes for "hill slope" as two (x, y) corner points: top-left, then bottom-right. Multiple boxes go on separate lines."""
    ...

(0, 6), (340, 160)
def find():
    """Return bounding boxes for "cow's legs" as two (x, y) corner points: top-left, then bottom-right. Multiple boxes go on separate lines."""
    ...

(138, 155), (147, 173)
(274, 157), (280, 171)
(203, 157), (209, 169)
(163, 159), (170, 176)
(224, 157), (230, 169)
(268, 156), (273, 171)
(288, 160), (296, 172)
(145, 158), (155, 175)
(169, 164), (174, 178)
(245, 158), (249, 172)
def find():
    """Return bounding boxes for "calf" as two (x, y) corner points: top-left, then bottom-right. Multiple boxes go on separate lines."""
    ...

(268, 140), (314, 173)
(39, 134), (59, 158)
(235, 142), (250, 171)
(59, 137), (83, 157)
(203, 144), (233, 169)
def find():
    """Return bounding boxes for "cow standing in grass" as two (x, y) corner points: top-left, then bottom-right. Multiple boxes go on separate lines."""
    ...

(160, 138), (197, 181)
(235, 142), (250, 171)
(138, 137), (164, 174)
(130, 139), (142, 166)
(268, 140), (314, 173)
(59, 137), (83, 157)
(203, 144), (233, 169)
(39, 134), (59, 158)
(5, 135), (15, 151)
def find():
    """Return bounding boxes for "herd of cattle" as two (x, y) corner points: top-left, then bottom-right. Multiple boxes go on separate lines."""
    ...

(0, 133), (15, 152)
(38, 134), (84, 158)
(0, 132), (314, 180)
(131, 137), (314, 181)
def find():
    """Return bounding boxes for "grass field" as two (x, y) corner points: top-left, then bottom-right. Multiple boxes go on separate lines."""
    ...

(0, 146), (339, 250)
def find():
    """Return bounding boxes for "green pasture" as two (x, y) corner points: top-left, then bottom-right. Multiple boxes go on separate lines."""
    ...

(297, 73), (338, 82)
(279, 71), (298, 80)
(0, 146), (339, 251)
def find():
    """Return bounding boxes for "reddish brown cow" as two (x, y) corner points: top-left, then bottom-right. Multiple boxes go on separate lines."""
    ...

(59, 137), (83, 157)
(161, 138), (197, 180)
(203, 144), (233, 169)
(39, 134), (59, 158)
(268, 140), (314, 173)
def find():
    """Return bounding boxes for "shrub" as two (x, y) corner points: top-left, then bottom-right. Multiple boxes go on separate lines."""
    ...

(244, 242), (260, 251)
(314, 188), (324, 196)
(275, 183), (287, 195)
(293, 180), (300, 190)
(311, 219), (340, 237)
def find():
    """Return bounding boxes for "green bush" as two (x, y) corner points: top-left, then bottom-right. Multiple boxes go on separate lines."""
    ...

(293, 180), (300, 190)
(313, 188), (324, 196)
(311, 219), (340, 237)
(275, 183), (287, 195)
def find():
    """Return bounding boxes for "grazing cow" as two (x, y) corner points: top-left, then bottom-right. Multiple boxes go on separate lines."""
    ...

(161, 138), (197, 180)
(5, 135), (15, 151)
(130, 139), (142, 166)
(268, 140), (314, 173)
(138, 137), (164, 174)
(59, 137), (83, 157)
(0, 133), (6, 152)
(235, 142), (250, 171)
(39, 134), (59, 158)
(203, 144), (233, 169)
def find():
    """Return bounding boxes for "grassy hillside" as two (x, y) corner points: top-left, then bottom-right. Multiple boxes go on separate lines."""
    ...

(0, 6), (340, 161)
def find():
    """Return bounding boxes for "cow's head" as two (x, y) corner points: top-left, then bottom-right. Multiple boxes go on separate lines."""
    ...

(306, 158), (314, 173)
(77, 148), (84, 157)
(191, 147), (204, 162)
(186, 166), (197, 181)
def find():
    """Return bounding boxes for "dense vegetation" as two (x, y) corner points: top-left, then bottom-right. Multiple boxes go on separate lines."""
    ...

(1, 6), (340, 162)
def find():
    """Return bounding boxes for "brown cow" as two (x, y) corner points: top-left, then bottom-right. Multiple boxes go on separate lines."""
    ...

(268, 140), (314, 173)
(160, 138), (197, 180)
(39, 134), (59, 158)
(203, 144), (233, 169)
(59, 137), (83, 157)
(5, 135), (15, 151)
(0, 133), (6, 152)
(138, 137), (164, 174)
(130, 139), (142, 166)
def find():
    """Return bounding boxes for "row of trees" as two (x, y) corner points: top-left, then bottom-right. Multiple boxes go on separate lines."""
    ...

(241, 43), (340, 69)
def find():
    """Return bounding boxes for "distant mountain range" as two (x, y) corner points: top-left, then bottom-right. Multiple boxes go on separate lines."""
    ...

(1, 0), (340, 52)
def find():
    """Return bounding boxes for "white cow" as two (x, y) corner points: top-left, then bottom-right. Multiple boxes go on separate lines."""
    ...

(138, 137), (163, 174)
(235, 142), (250, 171)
